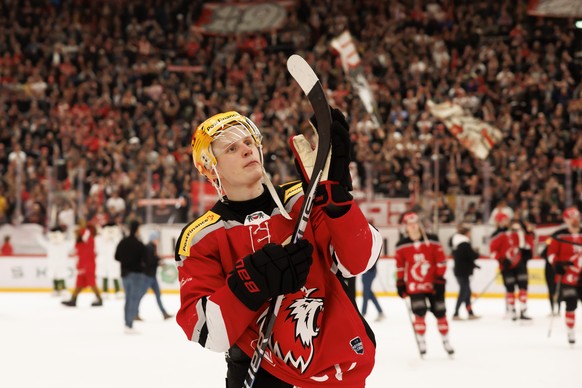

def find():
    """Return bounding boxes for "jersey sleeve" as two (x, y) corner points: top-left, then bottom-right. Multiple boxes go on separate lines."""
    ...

(546, 235), (560, 265)
(175, 217), (257, 353)
(489, 232), (503, 261)
(316, 201), (383, 277)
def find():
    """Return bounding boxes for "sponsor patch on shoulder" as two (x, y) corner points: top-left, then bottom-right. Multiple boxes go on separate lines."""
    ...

(350, 337), (364, 355)
(178, 211), (220, 256)
(244, 211), (270, 226)
(283, 182), (303, 203)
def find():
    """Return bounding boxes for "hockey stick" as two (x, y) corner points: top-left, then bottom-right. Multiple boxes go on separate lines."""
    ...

(403, 297), (425, 359)
(551, 236), (582, 247)
(243, 54), (332, 388)
(547, 275), (562, 338)
(471, 271), (500, 305)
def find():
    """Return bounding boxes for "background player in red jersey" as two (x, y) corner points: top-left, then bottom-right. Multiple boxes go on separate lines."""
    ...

(489, 212), (533, 320)
(547, 207), (582, 344)
(395, 212), (453, 356)
(175, 110), (382, 387)
(62, 222), (103, 307)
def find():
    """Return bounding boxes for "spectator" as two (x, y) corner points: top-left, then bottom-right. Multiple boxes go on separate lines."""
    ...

(462, 202), (483, 224)
(0, 186), (9, 224)
(1, 235), (13, 255)
(105, 189), (126, 218)
(434, 196), (455, 224)
(0, 0), (579, 233)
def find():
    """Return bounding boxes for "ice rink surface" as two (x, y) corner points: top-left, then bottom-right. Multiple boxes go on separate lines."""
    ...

(1, 292), (579, 388)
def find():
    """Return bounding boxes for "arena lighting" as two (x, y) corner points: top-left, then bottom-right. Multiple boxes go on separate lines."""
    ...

(576, 20), (582, 29)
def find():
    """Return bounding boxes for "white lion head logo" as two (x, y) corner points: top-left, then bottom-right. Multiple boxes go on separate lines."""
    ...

(270, 288), (324, 373)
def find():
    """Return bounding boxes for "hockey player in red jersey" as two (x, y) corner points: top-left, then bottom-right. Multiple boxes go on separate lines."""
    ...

(395, 212), (453, 356)
(489, 212), (534, 320)
(547, 207), (582, 344)
(175, 110), (382, 387)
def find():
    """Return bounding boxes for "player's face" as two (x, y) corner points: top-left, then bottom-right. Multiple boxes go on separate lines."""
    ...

(213, 135), (263, 196)
(565, 215), (580, 230)
(405, 221), (420, 237)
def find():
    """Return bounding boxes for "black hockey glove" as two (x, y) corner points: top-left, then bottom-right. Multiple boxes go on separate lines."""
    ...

(433, 276), (446, 298)
(396, 279), (407, 298)
(554, 261), (573, 275)
(501, 258), (513, 270)
(291, 108), (353, 218)
(227, 240), (313, 311)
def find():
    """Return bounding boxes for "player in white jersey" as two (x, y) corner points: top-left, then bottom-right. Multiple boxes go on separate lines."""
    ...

(95, 221), (124, 298)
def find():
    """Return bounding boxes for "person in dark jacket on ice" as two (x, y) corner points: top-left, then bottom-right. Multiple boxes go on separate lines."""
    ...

(115, 220), (148, 334)
(450, 223), (481, 320)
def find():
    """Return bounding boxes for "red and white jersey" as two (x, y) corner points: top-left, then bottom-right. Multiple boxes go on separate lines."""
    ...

(175, 182), (383, 387)
(489, 227), (531, 269)
(547, 227), (582, 286)
(395, 233), (446, 294)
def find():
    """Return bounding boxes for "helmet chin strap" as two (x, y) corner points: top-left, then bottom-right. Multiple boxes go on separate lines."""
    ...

(210, 165), (226, 202)
(262, 168), (291, 220)
(258, 144), (291, 219)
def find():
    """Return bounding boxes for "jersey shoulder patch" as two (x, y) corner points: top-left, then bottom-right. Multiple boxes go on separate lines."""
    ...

(280, 180), (303, 204)
(176, 210), (221, 257)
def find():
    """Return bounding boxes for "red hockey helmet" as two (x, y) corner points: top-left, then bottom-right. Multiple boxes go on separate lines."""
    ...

(563, 207), (580, 221)
(494, 212), (509, 224)
(401, 212), (419, 224)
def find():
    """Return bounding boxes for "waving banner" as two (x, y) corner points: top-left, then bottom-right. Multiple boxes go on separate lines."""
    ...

(330, 31), (382, 128)
(427, 100), (503, 160)
(528, 0), (582, 17)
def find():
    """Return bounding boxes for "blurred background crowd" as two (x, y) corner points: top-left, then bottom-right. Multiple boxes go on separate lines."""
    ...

(0, 0), (581, 233)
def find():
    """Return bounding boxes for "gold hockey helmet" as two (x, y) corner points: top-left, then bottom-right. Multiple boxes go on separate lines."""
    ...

(191, 111), (263, 181)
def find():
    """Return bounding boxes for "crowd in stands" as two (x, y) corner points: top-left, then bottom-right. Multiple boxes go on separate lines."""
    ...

(0, 0), (581, 231)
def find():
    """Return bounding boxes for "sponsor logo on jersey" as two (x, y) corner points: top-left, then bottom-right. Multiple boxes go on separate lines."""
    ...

(244, 211), (270, 226)
(350, 337), (364, 355)
(178, 211), (220, 256)
(283, 182), (303, 203)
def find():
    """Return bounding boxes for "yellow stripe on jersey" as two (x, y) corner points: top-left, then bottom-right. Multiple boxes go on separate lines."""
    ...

(177, 211), (221, 256)
(283, 181), (303, 203)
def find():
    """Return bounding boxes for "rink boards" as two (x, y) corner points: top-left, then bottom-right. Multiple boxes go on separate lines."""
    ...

(0, 254), (551, 298)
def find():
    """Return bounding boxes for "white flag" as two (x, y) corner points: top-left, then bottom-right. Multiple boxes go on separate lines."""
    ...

(427, 100), (503, 160)
(330, 31), (381, 128)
